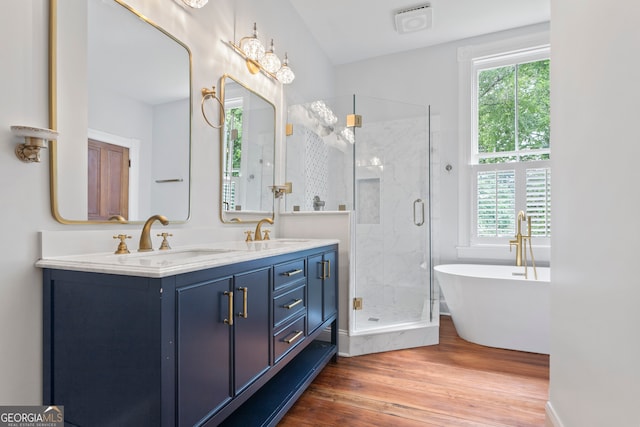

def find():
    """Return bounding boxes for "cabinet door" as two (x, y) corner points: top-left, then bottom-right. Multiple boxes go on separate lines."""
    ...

(233, 268), (271, 394)
(307, 254), (324, 333)
(177, 278), (232, 427)
(308, 251), (338, 333)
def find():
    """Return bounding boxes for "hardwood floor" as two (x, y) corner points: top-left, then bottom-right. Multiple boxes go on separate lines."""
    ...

(278, 316), (549, 427)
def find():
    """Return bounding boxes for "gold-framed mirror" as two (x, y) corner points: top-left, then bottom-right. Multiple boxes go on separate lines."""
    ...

(219, 75), (275, 224)
(49, 0), (192, 224)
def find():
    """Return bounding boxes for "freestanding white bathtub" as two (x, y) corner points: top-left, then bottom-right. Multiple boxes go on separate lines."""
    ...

(434, 264), (550, 354)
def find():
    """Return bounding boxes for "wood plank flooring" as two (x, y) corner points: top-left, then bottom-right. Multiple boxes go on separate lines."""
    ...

(278, 316), (549, 427)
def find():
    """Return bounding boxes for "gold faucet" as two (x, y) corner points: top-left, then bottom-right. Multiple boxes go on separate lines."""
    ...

(509, 210), (538, 279)
(254, 218), (274, 241)
(138, 214), (169, 252)
(509, 211), (527, 266)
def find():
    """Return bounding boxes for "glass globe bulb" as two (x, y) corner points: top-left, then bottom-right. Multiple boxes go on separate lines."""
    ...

(182, 0), (208, 8)
(276, 53), (295, 84)
(260, 40), (282, 74)
(241, 23), (265, 61)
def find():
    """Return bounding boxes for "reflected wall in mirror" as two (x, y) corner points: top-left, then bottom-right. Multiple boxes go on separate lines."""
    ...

(51, 0), (191, 223)
(285, 97), (354, 212)
(220, 75), (275, 223)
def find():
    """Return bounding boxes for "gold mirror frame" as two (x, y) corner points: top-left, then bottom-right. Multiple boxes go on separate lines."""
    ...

(48, 0), (192, 224)
(219, 75), (275, 224)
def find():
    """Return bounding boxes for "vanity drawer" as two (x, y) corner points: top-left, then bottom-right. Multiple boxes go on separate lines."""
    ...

(273, 316), (306, 363)
(273, 258), (305, 291)
(273, 285), (306, 328)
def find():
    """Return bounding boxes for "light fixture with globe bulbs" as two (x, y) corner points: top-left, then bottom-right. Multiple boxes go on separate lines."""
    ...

(227, 23), (295, 84)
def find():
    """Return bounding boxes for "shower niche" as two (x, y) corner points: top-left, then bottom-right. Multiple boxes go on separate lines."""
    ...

(285, 96), (438, 355)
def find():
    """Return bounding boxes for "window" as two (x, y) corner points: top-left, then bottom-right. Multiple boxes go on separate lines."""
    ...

(457, 33), (551, 259)
(223, 103), (243, 210)
(472, 52), (550, 243)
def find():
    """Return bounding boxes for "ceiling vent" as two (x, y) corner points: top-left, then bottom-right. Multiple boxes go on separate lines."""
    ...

(394, 4), (433, 34)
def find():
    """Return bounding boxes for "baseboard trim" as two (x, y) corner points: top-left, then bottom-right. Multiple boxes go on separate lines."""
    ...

(545, 401), (564, 427)
(316, 327), (351, 357)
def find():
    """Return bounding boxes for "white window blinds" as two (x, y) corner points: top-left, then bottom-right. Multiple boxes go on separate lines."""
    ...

(475, 165), (551, 238)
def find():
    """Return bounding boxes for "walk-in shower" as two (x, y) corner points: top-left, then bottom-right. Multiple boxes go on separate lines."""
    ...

(286, 95), (438, 355)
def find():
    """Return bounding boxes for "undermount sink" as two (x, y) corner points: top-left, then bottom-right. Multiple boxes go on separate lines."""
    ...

(60, 247), (246, 268)
(137, 248), (235, 261)
(131, 248), (239, 265)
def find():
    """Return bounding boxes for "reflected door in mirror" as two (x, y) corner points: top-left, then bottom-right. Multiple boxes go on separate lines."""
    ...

(88, 139), (129, 220)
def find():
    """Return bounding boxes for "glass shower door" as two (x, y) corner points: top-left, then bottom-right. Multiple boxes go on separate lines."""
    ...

(352, 96), (432, 335)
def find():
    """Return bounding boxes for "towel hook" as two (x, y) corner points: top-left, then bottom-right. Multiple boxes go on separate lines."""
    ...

(201, 86), (224, 129)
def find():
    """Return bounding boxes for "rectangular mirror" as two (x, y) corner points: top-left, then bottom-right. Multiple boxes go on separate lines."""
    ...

(220, 75), (275, 223)
(50, 0), (191, 223)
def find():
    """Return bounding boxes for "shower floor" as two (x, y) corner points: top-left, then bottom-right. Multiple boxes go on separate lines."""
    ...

(353, 294), (433, 333)
(346, 293), (440, 356)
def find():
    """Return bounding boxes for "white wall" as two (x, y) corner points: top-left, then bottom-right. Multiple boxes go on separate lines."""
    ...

(548, 0), (640, 426)
(0, 0), (334, 404)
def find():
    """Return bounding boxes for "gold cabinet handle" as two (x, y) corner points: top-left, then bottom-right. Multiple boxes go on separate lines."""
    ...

(324, 260), (331, 279)
(238, 287), (248, 318)
(319, 260), (331, 279)
(223, 291), (233, 326)
(282, 269), (303, 277)
(283, 299), (303, 310)
(284, 330), (303, 344)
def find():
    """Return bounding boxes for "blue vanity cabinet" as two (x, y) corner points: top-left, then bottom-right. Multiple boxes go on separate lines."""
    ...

(307, 249), (337, 333)
(42, 243), (338, 427)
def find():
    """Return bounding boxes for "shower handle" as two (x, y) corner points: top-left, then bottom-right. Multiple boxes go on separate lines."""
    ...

(413, 199), (425, 226)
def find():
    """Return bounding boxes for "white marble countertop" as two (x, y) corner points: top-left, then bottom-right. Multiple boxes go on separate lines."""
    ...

(36, 238), (339, 278)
